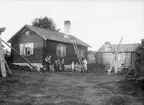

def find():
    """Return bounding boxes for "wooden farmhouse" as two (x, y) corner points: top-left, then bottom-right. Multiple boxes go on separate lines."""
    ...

(96, 42), (140, 69)
(7, 25), (90, 67)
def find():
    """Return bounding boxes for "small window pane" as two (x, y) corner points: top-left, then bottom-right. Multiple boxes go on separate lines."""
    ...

(20, 43), (34, 56)
(56, 44), (66, 57)
(20, 44), (24, 55)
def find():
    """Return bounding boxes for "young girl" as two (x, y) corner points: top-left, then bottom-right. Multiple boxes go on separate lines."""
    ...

(61, 59), (65, 72)
(71, 61), (75, 72)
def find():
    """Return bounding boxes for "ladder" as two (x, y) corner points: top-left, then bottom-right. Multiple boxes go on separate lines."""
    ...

(71, 40), (83, 66)
(108, 36), (123, 75)
(65, 35), (83, 71)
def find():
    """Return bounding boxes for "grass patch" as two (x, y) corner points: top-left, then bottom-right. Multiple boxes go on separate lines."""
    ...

(0, 69), (144, 105)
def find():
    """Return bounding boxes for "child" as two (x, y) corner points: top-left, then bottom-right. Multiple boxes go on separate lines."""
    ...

(57, 59), (61, 72)
(54, 59), (58, 72)
(71, 61), (75, 72)
(75, 62), (79, 72)
(61, 59), (65, 72)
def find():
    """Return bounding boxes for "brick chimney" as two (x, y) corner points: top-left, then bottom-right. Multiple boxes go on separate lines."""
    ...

(104, 42), (111, 49)
(64, 20), (71, 35)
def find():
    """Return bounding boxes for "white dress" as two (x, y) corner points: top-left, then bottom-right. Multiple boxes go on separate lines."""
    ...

(83, 60), (88, 70)
(71, 62), (75, 71)
(0, 38), (6, 77)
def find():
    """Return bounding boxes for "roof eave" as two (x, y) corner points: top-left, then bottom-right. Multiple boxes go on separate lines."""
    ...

(88, 45), (92, 47)
(7, 24), (91, 47)
(7, 25), (46, 43)
(7, 25), (28, 43)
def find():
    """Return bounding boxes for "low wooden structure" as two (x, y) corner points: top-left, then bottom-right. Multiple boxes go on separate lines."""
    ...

(96, 42), (140, 69)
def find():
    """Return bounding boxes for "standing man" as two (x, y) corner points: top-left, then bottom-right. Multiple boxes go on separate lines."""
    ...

(54, 59), (58, 72)
(82, 58), (88, 73)
(45, 55), (51, 72)
(108, 49), (118, 75)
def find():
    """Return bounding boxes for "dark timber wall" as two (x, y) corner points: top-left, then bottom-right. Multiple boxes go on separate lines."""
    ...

(11, 28), (44, 64)
(44, 40), (87, 65)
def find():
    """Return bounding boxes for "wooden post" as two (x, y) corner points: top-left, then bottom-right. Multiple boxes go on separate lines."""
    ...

(125, 48), (128, 68)
(4, 59), (12, 75)
(108, 36), (123, 75)
(101, 53), (102, 68)
(114, 36), (123, 73)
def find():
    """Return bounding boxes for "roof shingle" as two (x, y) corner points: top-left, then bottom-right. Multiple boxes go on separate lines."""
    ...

(97, 43), (140, 53)
(8, 25), (90, 47)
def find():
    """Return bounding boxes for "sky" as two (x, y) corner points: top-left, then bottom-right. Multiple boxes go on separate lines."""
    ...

(0, 0), (144, 51)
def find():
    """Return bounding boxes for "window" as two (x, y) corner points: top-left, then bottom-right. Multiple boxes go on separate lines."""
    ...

(20, 43), (34, 56)
(56, 44), (66, 57)
(25, 31), (30, 36)
(79, 49), (85, 57)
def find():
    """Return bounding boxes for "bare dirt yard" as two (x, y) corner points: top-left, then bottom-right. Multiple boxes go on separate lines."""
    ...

(0, 69), (144, 105)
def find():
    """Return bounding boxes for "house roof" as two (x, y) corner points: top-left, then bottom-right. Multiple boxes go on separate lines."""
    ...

(97, 43), (140, 53)
(7, 25), (91, 47)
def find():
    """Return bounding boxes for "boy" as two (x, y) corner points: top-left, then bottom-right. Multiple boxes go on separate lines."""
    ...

(45, 55), (51, 72)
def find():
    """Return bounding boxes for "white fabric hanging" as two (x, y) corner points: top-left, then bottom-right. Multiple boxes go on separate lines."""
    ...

(0, 38), (6, 77)
(20, 44), (24, 55)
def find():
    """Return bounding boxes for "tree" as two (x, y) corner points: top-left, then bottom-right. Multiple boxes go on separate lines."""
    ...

(32, 16), (57, 31)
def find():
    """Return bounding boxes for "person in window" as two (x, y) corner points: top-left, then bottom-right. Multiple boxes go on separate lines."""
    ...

(59, 46), (64, 57)
(45, 55), (51, 72)
(27, 50), (30, 55)
(61, 59), (65, 72)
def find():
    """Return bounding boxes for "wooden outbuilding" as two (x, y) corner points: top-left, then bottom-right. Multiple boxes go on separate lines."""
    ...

(96, 42), (140, 69)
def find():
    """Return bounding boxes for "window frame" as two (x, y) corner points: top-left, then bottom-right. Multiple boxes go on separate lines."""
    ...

(25, 31), (30, 36)
(56, 44), (66, 57)
(79, 49), (85, 57)
(20, 42), (34, 56)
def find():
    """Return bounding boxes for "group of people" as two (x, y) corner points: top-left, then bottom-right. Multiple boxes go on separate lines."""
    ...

(45, 55), (88, 72)
(45, 55), (65, 72)
(53, 58), (65, 72)
(71, 58), (88, 72)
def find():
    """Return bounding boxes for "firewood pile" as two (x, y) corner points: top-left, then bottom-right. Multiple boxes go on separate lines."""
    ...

(87, 63), (107, 74)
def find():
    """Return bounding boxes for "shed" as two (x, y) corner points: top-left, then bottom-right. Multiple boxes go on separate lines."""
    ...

(96, 42), (140, 68)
